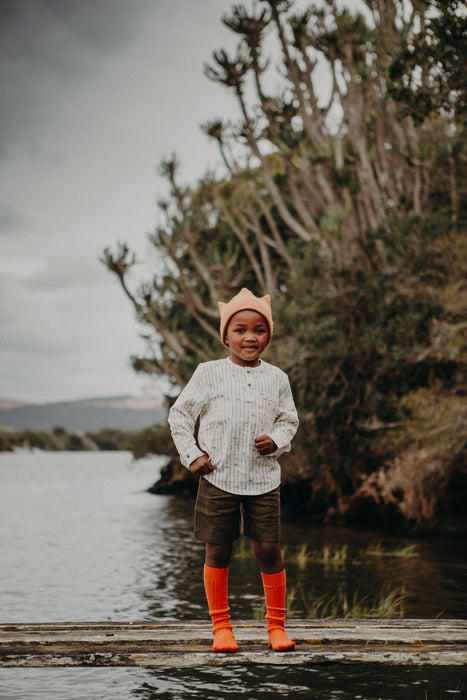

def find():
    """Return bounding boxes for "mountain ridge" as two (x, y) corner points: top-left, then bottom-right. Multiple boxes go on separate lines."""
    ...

(0, 395), (166, 432)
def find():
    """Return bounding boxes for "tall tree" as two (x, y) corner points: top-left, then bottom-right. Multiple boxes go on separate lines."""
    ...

(103, 0), (466, 527)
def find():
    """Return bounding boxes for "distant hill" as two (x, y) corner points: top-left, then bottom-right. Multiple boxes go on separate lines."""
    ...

(0, 395), (166, 432)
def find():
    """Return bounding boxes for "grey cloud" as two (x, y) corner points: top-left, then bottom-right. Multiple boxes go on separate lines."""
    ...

(0, 204), (28, 234)
(0, 0), (155, 156)
(25, 260), (107, 291)
(0, 0), (151, 55)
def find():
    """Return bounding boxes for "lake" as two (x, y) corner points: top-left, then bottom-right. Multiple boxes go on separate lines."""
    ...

(1, 451), (466, 699)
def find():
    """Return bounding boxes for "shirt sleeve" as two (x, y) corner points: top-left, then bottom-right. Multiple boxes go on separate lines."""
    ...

(267, 373), (299, 457)
(167, 364), (208, 468)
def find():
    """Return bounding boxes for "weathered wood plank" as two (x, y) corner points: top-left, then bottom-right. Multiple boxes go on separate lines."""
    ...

(1, 620), (466, 668)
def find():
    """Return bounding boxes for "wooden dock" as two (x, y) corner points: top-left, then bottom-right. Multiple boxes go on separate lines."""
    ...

(1, 619), (466, 668)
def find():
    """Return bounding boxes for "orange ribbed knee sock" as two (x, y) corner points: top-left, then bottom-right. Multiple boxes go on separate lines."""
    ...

(262, 569), (296, 651)
(203, 565), (238, 652)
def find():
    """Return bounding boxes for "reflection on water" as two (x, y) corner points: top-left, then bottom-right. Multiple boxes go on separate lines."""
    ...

(1, 451), (466, 699)
(131, 496), (207, 620)
(280, 522), (467, 621)
(136, 665), (467, 700)
(2, 665), (466, 700)
(137, 495), (467, 622)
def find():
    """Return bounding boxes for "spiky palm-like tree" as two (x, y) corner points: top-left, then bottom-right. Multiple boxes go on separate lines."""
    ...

(221, 4), (271, 104)
(205, 45), (314, 242)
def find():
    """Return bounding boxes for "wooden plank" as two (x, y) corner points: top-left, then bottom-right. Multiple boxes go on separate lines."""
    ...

(1, 620), (466, 668)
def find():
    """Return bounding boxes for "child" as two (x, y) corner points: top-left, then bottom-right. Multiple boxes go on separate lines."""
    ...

(168, 288), (299, 652)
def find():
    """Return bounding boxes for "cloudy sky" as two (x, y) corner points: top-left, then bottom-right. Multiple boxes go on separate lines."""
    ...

(0, 0), (245, 403)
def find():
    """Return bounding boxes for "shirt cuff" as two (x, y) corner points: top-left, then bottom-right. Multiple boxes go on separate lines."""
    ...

(183, 447), (206, 468)
(267, 430), (292, 457)
(272, 442), (291, 458)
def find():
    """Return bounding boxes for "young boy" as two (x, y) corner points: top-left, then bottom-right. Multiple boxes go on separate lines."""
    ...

(168, 288), (299, 652)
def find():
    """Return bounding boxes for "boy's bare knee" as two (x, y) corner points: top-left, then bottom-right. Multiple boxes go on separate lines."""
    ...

(253, 541), (283, 573)
(205, 542), (233, 568)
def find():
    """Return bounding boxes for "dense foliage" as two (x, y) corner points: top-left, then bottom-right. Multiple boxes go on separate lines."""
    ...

(103, 0), (467, 529)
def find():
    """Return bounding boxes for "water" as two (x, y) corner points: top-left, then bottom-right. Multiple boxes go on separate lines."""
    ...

(3, 666), (466, 700)
(1, 451), (466, 699)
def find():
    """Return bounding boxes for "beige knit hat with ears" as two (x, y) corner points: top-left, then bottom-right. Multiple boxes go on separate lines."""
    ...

(218, 288), (273, 348)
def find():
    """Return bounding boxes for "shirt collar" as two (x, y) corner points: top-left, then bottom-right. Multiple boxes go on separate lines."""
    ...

(226, 356), (263, 370)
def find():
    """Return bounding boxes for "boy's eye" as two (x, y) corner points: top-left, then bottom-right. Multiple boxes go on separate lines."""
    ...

(233, 327), (266, 334)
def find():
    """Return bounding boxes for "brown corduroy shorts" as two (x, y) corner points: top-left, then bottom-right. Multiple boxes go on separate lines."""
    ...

(194, 477), (281, 545)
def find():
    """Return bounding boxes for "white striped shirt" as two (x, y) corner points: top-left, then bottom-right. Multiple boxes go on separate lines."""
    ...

(168, 357), (299, 495)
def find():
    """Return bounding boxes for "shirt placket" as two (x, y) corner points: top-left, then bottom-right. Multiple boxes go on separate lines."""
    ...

(243, 366), (255, 483)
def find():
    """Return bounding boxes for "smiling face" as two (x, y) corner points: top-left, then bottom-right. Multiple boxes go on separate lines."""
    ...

(224, 309), (269, 367)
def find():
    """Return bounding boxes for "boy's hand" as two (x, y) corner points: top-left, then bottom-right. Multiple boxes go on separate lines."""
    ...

(254, 435), (277, 455)
(189, 453), (215, 477)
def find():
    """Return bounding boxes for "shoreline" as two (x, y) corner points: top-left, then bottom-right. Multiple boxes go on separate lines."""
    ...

(147, 458), (467, 536)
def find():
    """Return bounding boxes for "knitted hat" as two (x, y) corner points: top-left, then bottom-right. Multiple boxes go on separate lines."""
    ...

(218, 288), (273, 347)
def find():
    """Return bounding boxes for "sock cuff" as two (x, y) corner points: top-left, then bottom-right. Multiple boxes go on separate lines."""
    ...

(204, 564), (229, 573)
(204, 564), (229, 583)
(261, 569), (286, 585)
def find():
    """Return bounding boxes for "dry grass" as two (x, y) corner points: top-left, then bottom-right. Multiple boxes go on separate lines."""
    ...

(286, 582), (408, 619)
(363, 540), (419, 558)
